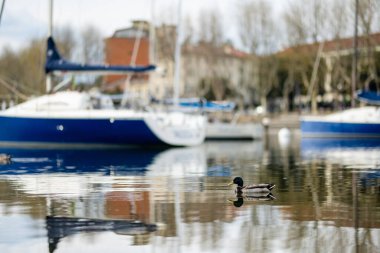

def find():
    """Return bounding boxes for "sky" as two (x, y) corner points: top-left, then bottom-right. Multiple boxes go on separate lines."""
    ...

(0, 0), (286, 51)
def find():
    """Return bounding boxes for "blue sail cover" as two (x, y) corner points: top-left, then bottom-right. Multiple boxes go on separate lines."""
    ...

(45, 37), (155, 74)
(174, 98), (235, 112)
(356, 90), (380, 105)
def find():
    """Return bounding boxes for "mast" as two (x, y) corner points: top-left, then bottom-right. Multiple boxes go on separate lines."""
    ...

(148, 0), (155, 98)
(149, 0), (155, 66)
(173, 0), (182, 107)
(351, 0), (359, 107)
(46, 0), (53, 93)
(120, 21), (144, 107)
(0, 0), (6, 26)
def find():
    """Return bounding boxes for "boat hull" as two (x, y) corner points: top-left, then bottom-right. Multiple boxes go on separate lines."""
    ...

(0, 91), (206, 147)
(300, 120), (380, 138)
(0, 115), (164, 146)
(206, 122), (263, 140)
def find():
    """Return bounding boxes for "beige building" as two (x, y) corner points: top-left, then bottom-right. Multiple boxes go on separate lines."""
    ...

(152, 40), (258, 103)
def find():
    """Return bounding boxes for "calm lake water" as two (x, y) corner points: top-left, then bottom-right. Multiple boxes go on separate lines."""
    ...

(0, 133), (379, 253)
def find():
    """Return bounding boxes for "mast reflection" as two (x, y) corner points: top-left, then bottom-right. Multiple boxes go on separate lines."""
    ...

(46, 215), (157, 253)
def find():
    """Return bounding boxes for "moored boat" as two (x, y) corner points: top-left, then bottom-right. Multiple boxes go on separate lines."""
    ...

(206, 120), (263, 140)
(300, 106), (380, 138)
(0, 35), (206, 147)
(171, 98), (263, 140)
(0, 90), (206, 146)
(300, 91), (380, 138)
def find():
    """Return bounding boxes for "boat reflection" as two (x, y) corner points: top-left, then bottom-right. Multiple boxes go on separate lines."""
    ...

(301, 138), (380, 194)
(301, 138), (380, 167)
(0, 141), (263, 177)
(0, 147), (164, 175)
(301, 138), (380, 151)
(0, 141), (263, 198)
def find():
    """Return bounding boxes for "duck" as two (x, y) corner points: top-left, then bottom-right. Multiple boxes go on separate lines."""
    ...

(228, 177), (275, 195)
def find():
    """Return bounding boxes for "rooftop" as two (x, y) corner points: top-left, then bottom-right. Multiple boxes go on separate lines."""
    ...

(278, 32), (380, 56)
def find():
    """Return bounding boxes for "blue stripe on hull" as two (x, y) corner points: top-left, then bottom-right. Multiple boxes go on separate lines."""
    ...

(0, 116), (164, 145)
(301, 120), (380, 137)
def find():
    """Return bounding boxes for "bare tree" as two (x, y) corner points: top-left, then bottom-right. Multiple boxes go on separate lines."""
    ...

(0, 38), (46, 98)
(283, 1), (308, 47)
(155, 4), (177, 63)
(192, 8), (227, 100)
(329, 0), (350, 39)
(282, 0), (331, 113)
(309, 0), (328, 42)
(182, 15), (194, 46)
(237, 0), (277, 54)
(284, 0), (330, 45)
(0, 25), (76, 99)
(54, 25), (76, 60)
(354, 0), (380, 90)
(80, 25), (104, 64)
(236, 0), (278, 112)
(198, 8), (224, 46)
(155, 23), (176, 62)
(357, 0), (378, 35)
(320, 1), (351, 111)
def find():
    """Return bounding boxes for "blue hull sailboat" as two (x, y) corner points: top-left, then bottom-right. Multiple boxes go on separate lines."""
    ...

(0, 37), (206, 147)
(300, 91), (380, 138)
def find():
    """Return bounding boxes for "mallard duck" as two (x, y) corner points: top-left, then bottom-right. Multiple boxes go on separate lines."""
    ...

(228, 177), (275, 194)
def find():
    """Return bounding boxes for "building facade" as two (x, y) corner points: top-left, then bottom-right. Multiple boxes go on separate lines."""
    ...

(104, 21), (258, 104)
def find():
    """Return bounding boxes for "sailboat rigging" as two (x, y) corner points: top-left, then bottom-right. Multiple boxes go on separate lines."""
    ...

(0, 0), (6, 27)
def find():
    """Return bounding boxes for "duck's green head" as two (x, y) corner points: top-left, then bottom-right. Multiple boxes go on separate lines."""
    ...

(228, 177), (244, 187)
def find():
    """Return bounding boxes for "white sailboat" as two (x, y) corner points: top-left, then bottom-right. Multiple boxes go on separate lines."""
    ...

(0, 0), (206, 147)
(175, 99), (263, 140)
(206, 119), (264, 140)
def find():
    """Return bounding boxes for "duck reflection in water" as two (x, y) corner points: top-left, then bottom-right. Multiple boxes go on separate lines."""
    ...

(228, 192), (276, 207)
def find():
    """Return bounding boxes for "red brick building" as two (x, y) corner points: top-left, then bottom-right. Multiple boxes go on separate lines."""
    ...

(104, 21), (151, 92)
